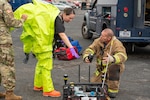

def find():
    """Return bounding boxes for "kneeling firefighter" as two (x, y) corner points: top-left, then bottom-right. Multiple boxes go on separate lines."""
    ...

(83, 28), (127, 98)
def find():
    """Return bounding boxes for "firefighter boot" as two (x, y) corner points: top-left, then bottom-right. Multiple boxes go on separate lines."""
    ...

(43, 90), (61, 97)
(108, 92), (117, 98)
(5, 91), (22, 100)
(0, 92), (5, 98)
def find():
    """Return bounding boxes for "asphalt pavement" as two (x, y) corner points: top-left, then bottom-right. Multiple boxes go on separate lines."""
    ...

(0, 9), (150, 100)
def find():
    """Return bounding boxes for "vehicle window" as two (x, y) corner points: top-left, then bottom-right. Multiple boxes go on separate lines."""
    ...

(102, 7), (111, 16)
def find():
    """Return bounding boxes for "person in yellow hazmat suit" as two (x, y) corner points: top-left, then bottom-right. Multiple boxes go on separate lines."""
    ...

(0, 0), (27, 100)
(83, 28), (127, 98)
(14, 0), (79, 97)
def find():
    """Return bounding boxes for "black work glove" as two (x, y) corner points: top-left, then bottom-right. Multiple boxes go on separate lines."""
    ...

(88, 54), (94, 62)
(32, 53), (36, 58)
(83, 54), (94, 63)
(23, 53), (29, 64)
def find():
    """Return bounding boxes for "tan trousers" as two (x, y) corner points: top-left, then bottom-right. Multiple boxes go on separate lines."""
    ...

(91, 64), (125, 93)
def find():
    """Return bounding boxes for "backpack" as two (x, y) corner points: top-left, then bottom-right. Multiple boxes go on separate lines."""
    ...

(54, 46), (78, 60)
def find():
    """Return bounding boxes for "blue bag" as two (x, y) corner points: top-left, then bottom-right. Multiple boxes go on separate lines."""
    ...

(71, 40), (82, 53)
(68, 37), (82, 53)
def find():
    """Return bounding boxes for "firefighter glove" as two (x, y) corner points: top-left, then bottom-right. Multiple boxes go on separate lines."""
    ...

(88, 54), (94, 62)
(23, 53), (29, 64)
(107, 53), (115, 63)
(70, 48), (80, 59)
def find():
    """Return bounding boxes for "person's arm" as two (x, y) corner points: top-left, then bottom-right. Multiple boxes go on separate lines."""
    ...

(83, 39), (99, 62)
(3, 3), (27, 27)
(59, 32), (79, 59)
(58, 32), (73, 48)
(112, 40), (127, 64)
(103, 39), (127, 64)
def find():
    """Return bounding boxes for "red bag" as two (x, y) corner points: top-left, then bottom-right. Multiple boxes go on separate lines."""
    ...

(54, 46), (78, 60)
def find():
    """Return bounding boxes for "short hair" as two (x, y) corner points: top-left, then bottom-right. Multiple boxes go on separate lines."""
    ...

(103, 28), (114, 37)
(63, 8), (75, 15)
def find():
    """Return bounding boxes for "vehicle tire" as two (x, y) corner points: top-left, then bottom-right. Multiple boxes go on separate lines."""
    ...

(81, 21), (93, 39)
(135, 43), (149, 47)
(123, 42), (133, 54)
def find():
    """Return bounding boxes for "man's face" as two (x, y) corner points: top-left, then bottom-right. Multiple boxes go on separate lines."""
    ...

(99, 31), (111, 43)
(63, 13), (75, 23)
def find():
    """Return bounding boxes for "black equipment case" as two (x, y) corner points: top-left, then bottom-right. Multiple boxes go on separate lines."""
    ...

(62, 65), (109, 100)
